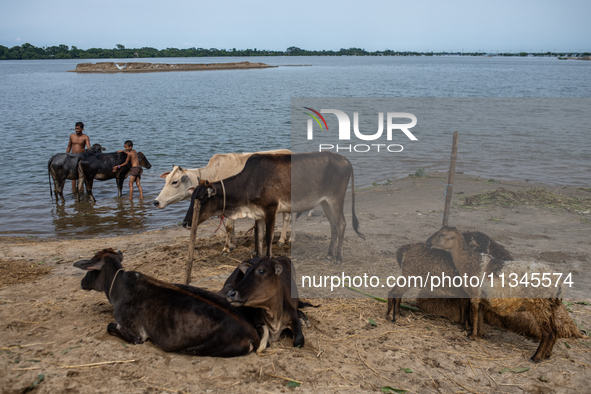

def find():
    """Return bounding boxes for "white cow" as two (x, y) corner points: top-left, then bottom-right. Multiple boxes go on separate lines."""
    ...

(154, 150), (293, 254)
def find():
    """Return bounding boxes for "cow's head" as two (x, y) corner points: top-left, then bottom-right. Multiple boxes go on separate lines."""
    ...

(153, 165), (194, 208)
(86, 144), (106, 153)
(73, 248), (123, 292)
(181, 179), (217, 228)
(138, 152), (152, 170)
(225, 257), (284, 308)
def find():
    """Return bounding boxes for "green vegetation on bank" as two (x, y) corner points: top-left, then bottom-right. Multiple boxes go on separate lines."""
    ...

(1, 43), (589, 60)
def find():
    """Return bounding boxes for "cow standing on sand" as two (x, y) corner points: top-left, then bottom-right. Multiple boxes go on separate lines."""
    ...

(77, 150), (151, 203)
(153, 150), (292, 254)
(182, 152), (364, 264)
(48, 143), (106, 202)
(73, 249), (259, 357)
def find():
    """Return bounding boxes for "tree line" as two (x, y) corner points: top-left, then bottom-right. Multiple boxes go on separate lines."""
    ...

(0, 43), (588, 60)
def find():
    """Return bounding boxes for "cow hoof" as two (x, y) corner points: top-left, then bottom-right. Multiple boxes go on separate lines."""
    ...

(221, 251), (229, 256)
(277, 242), (284, 247)
(293, 336), (305, 348)
(107, 322), (118, 335)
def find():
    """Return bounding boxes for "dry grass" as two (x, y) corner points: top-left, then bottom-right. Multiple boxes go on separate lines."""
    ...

(463, 187), (591, 212)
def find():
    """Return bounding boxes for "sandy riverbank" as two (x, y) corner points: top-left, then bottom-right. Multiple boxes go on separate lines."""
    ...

(69, 61), (278, 73)
(1, 172), (590, 393)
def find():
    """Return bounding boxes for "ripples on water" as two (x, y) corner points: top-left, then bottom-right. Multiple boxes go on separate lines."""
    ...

(0, 56), (589, 237)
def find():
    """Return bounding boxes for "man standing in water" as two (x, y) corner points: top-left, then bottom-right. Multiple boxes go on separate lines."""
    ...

(112, 140), (144, 201)
(66, 122), (90, 193)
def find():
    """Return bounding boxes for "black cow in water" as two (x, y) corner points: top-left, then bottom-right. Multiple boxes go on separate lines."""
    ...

(48, 143), (106, 202)
(77, 151), (151, 203)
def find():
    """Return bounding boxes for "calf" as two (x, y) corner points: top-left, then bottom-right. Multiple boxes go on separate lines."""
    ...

(182, 152), (364, 263)
(77, 151), (151, 202)
(48, 143), (105, 202)
(225, 256), (304, 351)
(73, 249), (259, 357)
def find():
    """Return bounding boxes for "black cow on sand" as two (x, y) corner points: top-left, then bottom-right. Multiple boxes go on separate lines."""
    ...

(48, 143), (106, 202)
(182, 152), (364, 264)
(73, 248), (259, 357)
(77, 151), (151, 203)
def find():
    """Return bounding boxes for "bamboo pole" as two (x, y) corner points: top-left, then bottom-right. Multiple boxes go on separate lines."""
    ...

(442, 132), (459, 227)
(185, 201), (200, 285)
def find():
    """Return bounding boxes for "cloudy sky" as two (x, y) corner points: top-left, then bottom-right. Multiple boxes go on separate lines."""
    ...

(1, 0), (589, 52)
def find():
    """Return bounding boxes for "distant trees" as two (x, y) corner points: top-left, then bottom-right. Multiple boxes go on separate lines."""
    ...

(0, 43), (588, 60)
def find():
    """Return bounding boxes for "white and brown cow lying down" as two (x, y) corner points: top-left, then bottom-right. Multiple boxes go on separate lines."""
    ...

(182, 152), (365, 264)
(73, 249), (259, 357)
(153, 150), (292, 254)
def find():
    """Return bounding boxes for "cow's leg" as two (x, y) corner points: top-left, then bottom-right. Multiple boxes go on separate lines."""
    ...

(231, 221), (237, 248)
(107, 322), (144, 345)
(307, 209), (314, 219)
(117, 177), (125, 197)
(320, 201), (338, 263)
(254, 219), (265, 257)
(86, 177), (96, 203)
(330, 196), (347, 264)
(289, 212), (296, 245)
(290, 307), (305, 348)
(56, 177), (66, 203)
(222, 219), (235, 255)
(278, 213), (290, 247)
(264, 207), (278, 257)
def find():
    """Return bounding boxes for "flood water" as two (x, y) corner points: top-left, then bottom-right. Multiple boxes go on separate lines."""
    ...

(0, 56), (589, 237)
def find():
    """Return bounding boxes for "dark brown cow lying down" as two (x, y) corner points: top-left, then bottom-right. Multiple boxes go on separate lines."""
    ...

(74, 249), (259, 357)
(225, 256), (304, 353)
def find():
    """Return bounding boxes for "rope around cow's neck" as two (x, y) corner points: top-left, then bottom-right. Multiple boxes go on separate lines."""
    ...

(108, 268), (124, 302)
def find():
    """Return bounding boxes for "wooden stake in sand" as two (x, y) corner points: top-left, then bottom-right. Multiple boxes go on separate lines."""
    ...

(185, 201), (200, 285)
(442, 131), (459, 227)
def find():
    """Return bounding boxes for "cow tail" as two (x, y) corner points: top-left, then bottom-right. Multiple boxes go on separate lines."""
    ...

(48, 158), (53, 201)
(349, 163), (365, 240)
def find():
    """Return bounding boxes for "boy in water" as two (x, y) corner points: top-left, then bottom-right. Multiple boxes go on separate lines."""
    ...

(66, 122), (90, 192)
(112, 140), (144, 201)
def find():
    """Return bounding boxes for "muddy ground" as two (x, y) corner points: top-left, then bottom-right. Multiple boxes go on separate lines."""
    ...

(1, 173), (591, 393)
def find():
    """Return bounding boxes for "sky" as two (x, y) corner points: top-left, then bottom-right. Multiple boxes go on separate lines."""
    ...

(1, 0), (589, 52)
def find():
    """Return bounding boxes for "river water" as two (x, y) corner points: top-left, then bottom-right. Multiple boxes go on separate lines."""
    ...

(0, 56), (589, 237)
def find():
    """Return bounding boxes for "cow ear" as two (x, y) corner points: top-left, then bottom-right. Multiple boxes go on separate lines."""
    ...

(273, 261), (283, 275)
(73, 259), (105, 271)
(180, 175), (189, 183)
(160, 171), (171, 179)
(238, 261), (253, 274)
(117, 250), (123, 260)
(207, 187), (216, 198)
(101, 147), (106, 151)
(178, 166), (184, 171)
(186, 186), (196, 194)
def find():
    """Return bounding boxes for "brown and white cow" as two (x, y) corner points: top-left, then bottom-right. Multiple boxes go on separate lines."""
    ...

(225, 256), (304, 352)
(154, 150), (292, 254)
(74, 249), (259, 357)
(182, 152), (365, 264)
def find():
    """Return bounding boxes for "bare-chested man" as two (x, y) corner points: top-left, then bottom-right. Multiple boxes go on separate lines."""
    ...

(66, 122), (90, 192)
(112, 140), (144, 201)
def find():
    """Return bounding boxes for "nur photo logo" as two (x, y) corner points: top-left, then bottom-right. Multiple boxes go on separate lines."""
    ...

(303, 107), (418, 153)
